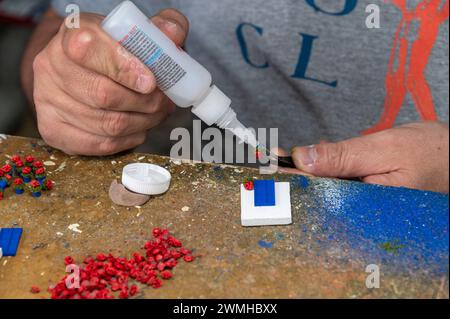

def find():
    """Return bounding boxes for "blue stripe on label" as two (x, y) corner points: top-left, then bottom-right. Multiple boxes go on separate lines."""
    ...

(144, 48), (163, 66)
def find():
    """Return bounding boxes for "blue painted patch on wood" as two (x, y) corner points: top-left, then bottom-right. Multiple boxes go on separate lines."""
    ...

(289, 176), (449, 274)
(258, 240), (274, 248)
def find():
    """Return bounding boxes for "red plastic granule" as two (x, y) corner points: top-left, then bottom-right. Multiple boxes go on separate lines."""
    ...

(30, 286), (40, 294)
(22, 167), (31, 175)
(179, 248), (191, 255)
(96, 253), (107, 261)
(244, 181), (254, 191)
(148, 277), (163, 289)
(160, 270), (172, 280)
(129, 285), (138, 296)
(183, 255), (194, 262)
(152, 228), (162, 237)
(64, 256), (74, 265)
(119, 288), (129, 299)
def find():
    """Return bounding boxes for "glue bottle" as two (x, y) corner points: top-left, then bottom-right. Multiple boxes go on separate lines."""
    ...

(102, 1), (258, 148)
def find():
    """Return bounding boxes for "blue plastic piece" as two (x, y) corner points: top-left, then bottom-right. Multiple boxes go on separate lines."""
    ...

(0, 228), (23, 256)
(254, 180), (276, 207)
(0, 179), (8, 190)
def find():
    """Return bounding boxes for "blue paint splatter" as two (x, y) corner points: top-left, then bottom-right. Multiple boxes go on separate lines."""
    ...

(258, 240), (273, 248)
(303, 179), (449, 274)
(275, 233), (285, 241)
(291, 176), (449, 275)
(292, 175), (310, 188)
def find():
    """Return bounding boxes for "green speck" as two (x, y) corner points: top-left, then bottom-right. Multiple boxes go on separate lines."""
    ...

(380, 241), (404, 255)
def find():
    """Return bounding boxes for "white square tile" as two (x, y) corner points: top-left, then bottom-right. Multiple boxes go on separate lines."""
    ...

(240, 182), (292, 227)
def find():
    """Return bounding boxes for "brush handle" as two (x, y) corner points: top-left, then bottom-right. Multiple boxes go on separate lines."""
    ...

(276, 156), (296, 168)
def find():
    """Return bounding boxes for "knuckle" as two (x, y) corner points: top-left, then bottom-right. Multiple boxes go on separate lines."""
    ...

(128, 134), (146, 150)
(114, 63), (133, 86)
(90, 78), (121, 109)
(115, 58), (149, 89)
(323, 142), (348, 172)
(147, 91), (166, 113)
(102, 112), (129, 137)
(37, 119), (55, 146)
(63, 28), (94, 64)
(98, 137), (120, 155)
(92, 79), (109, 109)
(136, 133), (147, 145)
(32, 52), (46, 74)
(32, 81), (46, 106)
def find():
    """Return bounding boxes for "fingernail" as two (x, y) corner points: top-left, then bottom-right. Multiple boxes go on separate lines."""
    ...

(295, 145), (317, 167)
(136, 74), (153, 93)
(161, 19), (180, 35)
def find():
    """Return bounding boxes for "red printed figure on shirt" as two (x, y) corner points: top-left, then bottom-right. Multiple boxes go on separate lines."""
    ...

(363, 0), (449, 135)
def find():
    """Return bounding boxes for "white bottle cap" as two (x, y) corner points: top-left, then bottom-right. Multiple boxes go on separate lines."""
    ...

(122, 163), (171, 195)
(191, 85), (231, 126)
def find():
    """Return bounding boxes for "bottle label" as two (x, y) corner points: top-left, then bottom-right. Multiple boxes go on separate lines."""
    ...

(119, 26), (186, 91)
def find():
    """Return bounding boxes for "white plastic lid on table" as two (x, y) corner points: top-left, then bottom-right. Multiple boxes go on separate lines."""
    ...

(122, 163), (171, 195)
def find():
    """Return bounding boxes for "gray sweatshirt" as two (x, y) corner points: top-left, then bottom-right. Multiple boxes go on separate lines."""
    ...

(51, 0), (449, 155)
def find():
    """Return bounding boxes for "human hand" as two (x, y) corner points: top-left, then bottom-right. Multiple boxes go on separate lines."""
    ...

(32, 9), (189, 155)
(289, 122), (449, 193)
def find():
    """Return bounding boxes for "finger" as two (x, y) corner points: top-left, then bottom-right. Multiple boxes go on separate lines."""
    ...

(48, 91), (168, 137)
(270, 147), (289, 157)
(363, 171), (426, 191)
(268, 147), (313, 175)
(291, 132), (399, 178)
(278, 167), (314, 176)
(51, 58), (169, 113)
(151, 8), (189, 46)
(39, 119), (146, 156)
(363, 174), (401, 188)
(61, 14), (156, 94)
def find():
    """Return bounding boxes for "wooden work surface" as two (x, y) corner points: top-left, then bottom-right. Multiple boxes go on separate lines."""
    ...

(0, 135), (448, 299)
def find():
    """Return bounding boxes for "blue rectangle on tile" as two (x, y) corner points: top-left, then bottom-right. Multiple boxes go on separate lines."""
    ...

(254, 180), (276, 207)
(0, 228), (23, 256)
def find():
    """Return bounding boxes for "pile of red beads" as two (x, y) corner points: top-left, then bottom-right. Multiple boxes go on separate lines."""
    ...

(0, 154), (53, 200)
(47, 228), (195, 299)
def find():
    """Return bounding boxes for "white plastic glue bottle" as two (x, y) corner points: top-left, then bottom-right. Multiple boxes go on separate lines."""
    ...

(102, 0), (258, 148)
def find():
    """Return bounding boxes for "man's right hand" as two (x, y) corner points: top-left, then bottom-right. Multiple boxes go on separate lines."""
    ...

(32, 9), (189, 155)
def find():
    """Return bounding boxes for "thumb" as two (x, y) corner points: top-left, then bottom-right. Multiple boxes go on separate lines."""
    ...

(291, 136), (391, 178)
(151, 9), (189, 47)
